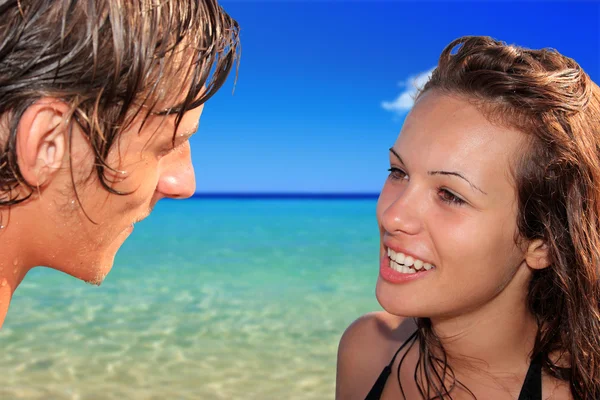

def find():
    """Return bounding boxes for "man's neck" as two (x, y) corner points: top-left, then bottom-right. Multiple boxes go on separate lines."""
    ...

(0, 221), (34, 329)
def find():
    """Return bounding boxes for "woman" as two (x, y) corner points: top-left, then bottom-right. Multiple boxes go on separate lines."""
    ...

(336, 36), (600, 399)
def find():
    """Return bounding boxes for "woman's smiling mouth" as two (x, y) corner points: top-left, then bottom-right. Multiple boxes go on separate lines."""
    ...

(387, 248), (435, 274)
(379, 247), (436, 284)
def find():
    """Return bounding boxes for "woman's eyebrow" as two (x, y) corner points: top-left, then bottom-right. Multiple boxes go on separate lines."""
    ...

(428, 170), (487, 195)
(389, 147), (405, 164)
(388, 147), (487, 195)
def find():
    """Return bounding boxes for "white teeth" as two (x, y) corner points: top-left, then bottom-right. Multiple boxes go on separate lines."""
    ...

(388, 248), (405, 264)
(387, 248), (435, 272)
(413, 260), (423, 270)
(397, 252), (405, 264)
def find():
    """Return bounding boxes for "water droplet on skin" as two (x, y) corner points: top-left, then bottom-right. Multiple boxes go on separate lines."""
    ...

(1, 280), (6, 287)
(12, 259), (18, 266)
(13, 268), (17, 274)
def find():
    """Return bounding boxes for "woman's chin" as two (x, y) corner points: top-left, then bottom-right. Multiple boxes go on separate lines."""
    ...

(376, 278), (430, 318)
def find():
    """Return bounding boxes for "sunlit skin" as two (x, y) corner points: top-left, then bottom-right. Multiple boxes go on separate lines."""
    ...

(0, 100), (203, 328)
(336, 91), (570, 399)
(376, 91), (529, 322)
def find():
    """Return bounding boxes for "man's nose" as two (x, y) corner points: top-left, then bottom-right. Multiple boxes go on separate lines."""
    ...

(156, 142), (196, 199)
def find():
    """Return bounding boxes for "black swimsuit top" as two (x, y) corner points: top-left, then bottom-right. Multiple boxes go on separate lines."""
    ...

(365, 337), (543, 400)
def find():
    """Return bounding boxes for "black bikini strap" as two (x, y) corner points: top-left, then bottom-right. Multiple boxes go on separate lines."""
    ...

(364, 331), (418, 400)
(517, 353), (543, 400)
(389, 330), (418, 368)
(365, 365), (392, 400)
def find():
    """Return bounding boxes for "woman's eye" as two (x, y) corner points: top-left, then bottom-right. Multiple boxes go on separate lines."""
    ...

(438, 189), (466, 206)
(387, 167), (408, 181)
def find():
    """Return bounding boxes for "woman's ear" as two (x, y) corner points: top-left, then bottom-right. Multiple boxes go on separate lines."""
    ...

(525, 239), (551, 270)
(16, 99), (68, 188)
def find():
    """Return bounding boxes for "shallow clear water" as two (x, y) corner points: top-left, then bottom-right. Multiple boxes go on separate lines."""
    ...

(0, 199), (382, 399)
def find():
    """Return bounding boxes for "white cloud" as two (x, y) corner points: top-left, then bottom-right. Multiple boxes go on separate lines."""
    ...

(381, 67), (435, 115)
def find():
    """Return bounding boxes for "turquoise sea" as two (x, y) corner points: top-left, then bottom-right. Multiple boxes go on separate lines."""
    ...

(0, 198), (382, 399)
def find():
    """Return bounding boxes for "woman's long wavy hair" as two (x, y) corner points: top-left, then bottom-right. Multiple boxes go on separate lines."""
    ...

(0, 0), (240, 206)
(399, 36), (600, 399)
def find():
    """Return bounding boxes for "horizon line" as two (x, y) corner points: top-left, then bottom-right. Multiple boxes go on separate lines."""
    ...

(187, 192), (379, 200)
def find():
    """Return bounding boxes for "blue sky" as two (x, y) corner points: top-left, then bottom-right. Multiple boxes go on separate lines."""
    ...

(192, 1), (600, 194)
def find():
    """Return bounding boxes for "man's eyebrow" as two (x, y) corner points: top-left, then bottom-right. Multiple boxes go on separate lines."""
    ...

(388, 147), (487, 195)
(168, 126), (198, 146)
(177, 126), (199, 139)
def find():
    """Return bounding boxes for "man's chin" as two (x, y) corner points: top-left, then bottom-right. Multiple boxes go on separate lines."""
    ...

(65, 257), (115, 286)
(84, 270), (109, 286)
(42, 241), (120, 285)
(85, 258), (115, 286)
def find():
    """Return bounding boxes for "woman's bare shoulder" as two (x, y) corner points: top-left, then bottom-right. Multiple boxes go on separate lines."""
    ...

(336, 312), (416, 400)
(341, 311), (413, 343)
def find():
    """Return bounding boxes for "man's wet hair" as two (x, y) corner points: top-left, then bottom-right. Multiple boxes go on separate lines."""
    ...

(0, 0), (240, 205)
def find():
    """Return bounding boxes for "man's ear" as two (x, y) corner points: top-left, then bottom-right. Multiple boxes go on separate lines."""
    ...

(16, 99), (68, 188)
(525, 239), (551, 270)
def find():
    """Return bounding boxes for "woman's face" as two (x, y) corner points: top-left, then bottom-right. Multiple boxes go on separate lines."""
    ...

(376, 91), (532, 320)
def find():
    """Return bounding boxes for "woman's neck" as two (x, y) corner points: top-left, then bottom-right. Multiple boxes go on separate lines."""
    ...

(431, 309), (537, 375)
(429, 272), (538, 376)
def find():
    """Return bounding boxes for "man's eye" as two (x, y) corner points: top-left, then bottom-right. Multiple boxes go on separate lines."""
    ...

(159, 139), (187, 157)
(387, 167), (408, 181)
(158, 145), (175, 157)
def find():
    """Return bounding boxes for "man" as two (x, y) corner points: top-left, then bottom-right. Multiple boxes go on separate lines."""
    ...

(0, 0), (240, 328)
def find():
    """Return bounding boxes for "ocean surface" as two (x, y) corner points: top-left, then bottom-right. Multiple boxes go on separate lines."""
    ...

(0, 198), (382, 400)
